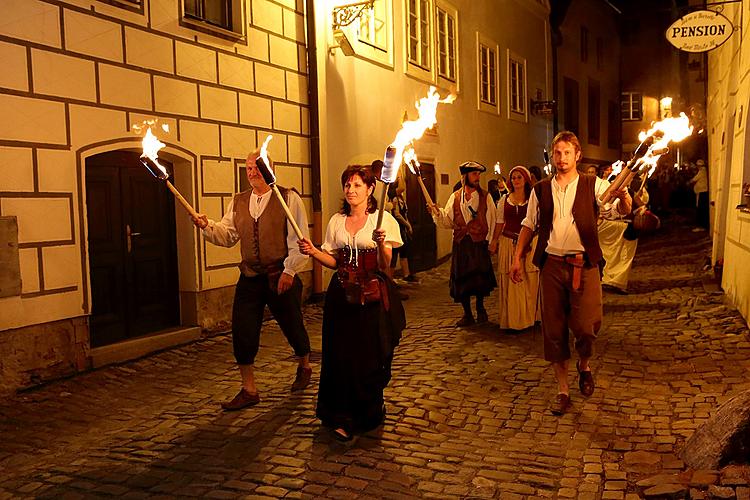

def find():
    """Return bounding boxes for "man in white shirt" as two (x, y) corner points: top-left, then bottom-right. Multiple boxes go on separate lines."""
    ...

(510, 132), (631, 415)
(431, 161), (497, 327)
(192, 151), (312, 410)
(690, 159), (709, 230)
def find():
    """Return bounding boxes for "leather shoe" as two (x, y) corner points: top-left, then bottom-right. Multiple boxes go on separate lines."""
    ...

(221, 388), (260, 411)
(332, 427), (353, 442)
(456, 314), (475, 327)
(476, 310), (489, 323)
(550, 393), (571, 416)
(577, 361), (595, 397)
(291, 366), (312, 392)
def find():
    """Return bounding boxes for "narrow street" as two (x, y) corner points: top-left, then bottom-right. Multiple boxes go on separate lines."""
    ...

(1, 214), (748, 499)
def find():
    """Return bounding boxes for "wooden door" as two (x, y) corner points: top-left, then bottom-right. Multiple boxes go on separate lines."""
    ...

(86, 151), (180, 347)
(404, 163), (437, 272)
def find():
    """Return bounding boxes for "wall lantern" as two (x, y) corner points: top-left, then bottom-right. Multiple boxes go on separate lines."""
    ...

(330, 0), (374, 56)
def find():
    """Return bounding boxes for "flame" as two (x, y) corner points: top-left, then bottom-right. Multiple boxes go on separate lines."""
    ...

(610, 160), (624, 178)
(494, 162), (502, 176)
(141, 127), (169, 177)
(387, 86), (455, 182)
(635, 112), (694, 172)
(259, 134), (273, 166)
(403, 147), (420, 175)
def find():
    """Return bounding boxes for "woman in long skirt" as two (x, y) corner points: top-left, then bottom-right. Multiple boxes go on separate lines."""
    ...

(489, 166), (540, 331)
(298, 164), (405, 441)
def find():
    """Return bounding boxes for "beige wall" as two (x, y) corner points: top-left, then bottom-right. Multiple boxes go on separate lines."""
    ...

(0, 0), (312, 386)
(707, 1), (750, 324)
(316, 0), (552, 262)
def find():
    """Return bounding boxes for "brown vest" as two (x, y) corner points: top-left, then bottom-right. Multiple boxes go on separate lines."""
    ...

(532, 174), (602, 268)
(452, 187), (489, 243)
(233, 187), (290, 277)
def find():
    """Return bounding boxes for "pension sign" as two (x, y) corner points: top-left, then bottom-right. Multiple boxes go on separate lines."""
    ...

(666, 10), (733, 53)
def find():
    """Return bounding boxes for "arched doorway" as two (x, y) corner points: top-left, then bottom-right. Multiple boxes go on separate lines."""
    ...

(85, 150), (180, 347)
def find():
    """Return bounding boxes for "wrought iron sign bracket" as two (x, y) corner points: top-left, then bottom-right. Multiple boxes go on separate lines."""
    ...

(332, 1), (375, 29)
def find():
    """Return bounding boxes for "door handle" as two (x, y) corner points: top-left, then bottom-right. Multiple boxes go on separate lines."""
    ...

(126, 225), (141, 253)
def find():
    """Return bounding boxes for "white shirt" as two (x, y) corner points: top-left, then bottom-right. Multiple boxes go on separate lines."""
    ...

(433, 189), (497, 242)
(202, 188), (310, 276)
(691, 167), (708, 194)
(522, 174), (619, 256)
(321, 211), (402, 254)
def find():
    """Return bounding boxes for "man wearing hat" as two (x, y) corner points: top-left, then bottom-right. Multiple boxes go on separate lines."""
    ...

(431, 161), (497, 327)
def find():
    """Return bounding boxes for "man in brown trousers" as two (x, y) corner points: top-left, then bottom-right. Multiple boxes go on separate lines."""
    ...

(510, 131), (631, 415)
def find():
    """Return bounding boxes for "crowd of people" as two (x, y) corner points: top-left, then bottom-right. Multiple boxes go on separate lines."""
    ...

(189, 130), (701, 439)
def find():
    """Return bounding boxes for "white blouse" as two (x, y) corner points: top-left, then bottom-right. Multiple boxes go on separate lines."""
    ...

(321, 211), (403, 255)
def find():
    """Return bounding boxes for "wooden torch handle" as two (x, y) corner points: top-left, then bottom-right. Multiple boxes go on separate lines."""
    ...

(376, 182), (389, 230)
(165, 180), (200, 219)
(272, 185), (304, 240)
(416, 176), (434, 207)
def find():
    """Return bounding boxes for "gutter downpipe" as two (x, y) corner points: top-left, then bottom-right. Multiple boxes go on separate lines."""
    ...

(304, 0), (324, 294)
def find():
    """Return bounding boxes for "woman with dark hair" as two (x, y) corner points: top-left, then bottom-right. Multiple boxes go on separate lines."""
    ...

(489, 166), (539, 331)
(298, 164), (405, 442)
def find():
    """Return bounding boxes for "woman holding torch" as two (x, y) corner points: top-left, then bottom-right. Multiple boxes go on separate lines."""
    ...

(489, 166), (540, 331)
(297, 164), (405, 442)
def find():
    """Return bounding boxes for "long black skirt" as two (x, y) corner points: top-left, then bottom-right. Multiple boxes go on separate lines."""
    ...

(316, 273), (405, 434)
(449, 236), (497, 302)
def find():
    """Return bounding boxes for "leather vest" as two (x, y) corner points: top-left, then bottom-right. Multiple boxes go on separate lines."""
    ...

(452, 187), (489, 243)
(233, 187), (289, 277)
(532, 174), (602, 268)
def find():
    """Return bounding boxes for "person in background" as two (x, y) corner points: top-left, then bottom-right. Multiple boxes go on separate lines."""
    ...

(298, 164), (405, 442)
(528, 165), (543, 185)
(489, 166), (539, 332)
(431, 161), (497, 327)
(387, 183), (419, 283)
(192, 150), (312, 411)
(690, 159), (709, 231)
(598, 163), (613, 181)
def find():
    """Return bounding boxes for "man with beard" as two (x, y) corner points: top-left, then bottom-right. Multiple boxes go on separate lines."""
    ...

(510, 131), (631, 415)
(431, 161), (497, 327)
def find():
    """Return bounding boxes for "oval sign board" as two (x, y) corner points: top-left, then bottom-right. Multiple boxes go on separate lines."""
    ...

(666, 10), (733, 53)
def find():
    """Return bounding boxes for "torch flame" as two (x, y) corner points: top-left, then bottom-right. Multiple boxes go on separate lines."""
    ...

(259, 134), (273, 166)
(141, 127), (169, 178)
(493, 162), (502, 175)
(384, 86), (455, 183)
(610, 160), (624, 178)
(403, 147), (420, 175)
(631, 112), (694, 174)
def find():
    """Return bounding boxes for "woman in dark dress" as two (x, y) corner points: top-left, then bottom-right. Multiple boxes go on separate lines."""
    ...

(298, 164), (405, 441)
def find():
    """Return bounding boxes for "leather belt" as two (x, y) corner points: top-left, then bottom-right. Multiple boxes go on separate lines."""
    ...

(546, 253), (585, 291)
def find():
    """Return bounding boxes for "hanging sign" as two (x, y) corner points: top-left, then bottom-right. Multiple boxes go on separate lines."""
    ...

(666, 10), (733, 53)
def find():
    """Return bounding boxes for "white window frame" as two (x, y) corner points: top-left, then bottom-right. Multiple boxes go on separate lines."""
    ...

(404, 0), (435, 83)
(621, 91), (642, 121)
(507, 50), (527, 122)
(181, 0), (245, 39)
(354, 0), (393, 67)
(477, 32), (499, 115)
(435, 0), (459, 91)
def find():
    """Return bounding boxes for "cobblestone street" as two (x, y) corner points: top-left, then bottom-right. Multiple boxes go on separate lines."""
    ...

(1, 216), (749, 499)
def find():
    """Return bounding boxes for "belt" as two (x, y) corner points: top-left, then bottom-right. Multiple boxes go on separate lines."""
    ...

(546, 253), (585, 291)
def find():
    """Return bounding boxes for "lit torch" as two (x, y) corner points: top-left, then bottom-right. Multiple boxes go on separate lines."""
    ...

(377, 86), (456, 229)
(543, 149), (553, 177)
(254, 135), (305, 240)
(139, 126), (200, 219)
(599, 112), (693, 205)
(404, 147), (433, 207)
(493, 162), (510, 192)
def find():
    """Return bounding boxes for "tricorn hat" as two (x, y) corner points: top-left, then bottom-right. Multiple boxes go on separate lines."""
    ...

(459, 161), (487, 175)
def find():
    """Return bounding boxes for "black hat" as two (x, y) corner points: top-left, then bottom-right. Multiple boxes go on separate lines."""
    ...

(459, 161), (486, 175)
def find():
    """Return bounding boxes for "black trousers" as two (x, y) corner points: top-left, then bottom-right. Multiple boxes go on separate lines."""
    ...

(231, 273), (310, 365)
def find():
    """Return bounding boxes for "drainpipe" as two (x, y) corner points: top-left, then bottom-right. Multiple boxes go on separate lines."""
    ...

(304, 0), (324, 294)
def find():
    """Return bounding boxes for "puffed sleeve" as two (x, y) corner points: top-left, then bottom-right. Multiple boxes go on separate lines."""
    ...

(381, 211), (403, 248)
(320, 213), (341, 255)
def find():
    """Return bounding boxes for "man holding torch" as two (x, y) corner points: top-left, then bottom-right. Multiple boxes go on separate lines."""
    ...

(192, 150), (313, 411)
(510, 131), (631, 416)
(430, 161), (497, 327)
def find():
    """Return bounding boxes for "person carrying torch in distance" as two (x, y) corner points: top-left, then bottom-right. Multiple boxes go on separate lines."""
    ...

(509, 131), (631, 416)
(297, 164), (405, 442)
(430, 161), (497, 327)
(192, 150), (313, 411)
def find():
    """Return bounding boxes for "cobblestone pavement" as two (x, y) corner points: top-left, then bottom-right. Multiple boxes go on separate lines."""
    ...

(1, 217), (749, 499)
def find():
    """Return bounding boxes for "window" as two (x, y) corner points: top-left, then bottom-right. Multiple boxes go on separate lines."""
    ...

(508, 52), (526, 120)
(407, 0), (432, 70)
(621, 92), (642, 121)
(436, 4), (457, 82)
(477, 34), (498, 114)
(588, 79), (600, 145)
(563, 77), (580, 135)
(182, 0), (244, 37)
(359, 0), (388, 51)
(580, 26), (588, 63)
